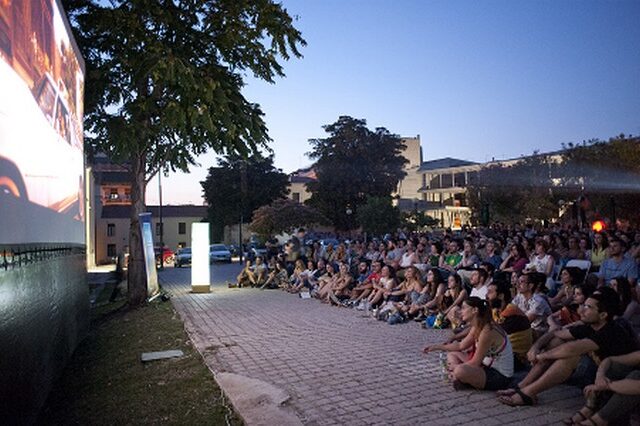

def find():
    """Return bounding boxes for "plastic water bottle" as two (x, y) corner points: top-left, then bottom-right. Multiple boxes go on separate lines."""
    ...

(439, 352), (449, 383)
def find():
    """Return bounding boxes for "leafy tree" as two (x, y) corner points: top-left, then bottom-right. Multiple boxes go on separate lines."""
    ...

(306, 116), (407, 230)
(64, 0), (305, 306)
(468, 135), (640, 227)
(560, 135), (640, 226)
(467, 153), (561, 225)
(401, 210), (439, 232)
(249, 198), (328, 237)
(201, 154), (290, 241)
(356, 196), (400, 237)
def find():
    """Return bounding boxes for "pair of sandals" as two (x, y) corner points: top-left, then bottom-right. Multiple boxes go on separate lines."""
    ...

(496, 387), (537, 406)
(562, 406), (597, 425)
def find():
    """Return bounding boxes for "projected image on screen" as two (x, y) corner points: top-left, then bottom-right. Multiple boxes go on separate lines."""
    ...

(0, 0), (85, 245)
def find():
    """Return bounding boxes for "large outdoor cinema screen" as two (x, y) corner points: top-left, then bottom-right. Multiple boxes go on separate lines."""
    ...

(0, 0), (85, 245)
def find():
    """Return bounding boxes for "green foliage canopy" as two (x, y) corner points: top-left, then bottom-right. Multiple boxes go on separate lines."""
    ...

(201, 154), (290, 241)
(306, 116), (407, 230)
(356, 196), (400, 237)
(64, 0), (305, 306)
(249, 198), (328, 237)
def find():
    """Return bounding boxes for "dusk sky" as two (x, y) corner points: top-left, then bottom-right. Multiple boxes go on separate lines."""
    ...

(146, 0), (640, 205)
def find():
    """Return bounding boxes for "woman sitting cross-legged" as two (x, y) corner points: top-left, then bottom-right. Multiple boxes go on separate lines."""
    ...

(423, 296), (514, 391)
(260, 261), (289, 290)
(365, 265), (396, 308)
(395, 266), (427, 319)
(315, 263), (337, 301)
(564, 350), (640, 426)
(326, 262), (354, 306)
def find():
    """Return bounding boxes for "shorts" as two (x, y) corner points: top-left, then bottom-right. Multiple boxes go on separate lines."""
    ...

(482, 366), (512, 391)
(567, 354), (598, 388)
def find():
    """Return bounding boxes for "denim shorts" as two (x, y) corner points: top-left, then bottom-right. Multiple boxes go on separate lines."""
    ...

(567, 354), (598, 388)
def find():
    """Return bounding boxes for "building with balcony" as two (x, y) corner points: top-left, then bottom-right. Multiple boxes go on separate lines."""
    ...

(417, 157), (481, 229)
(87, 155), (208, 264)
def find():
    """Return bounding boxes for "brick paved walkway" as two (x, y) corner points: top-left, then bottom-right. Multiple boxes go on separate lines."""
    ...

(160, 267), (583, 425)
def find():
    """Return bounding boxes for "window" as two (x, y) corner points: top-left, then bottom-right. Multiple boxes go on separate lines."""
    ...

(107, 244), (116, 258)
(124, 188), (131, 201)
(441, 174), (453, 188)
(454, 172), (466, 187)
(178, 222), (186, 235)
(107, 223), (115, 237)
(109, 188), (119, 200)
(292, 192), (300, 203)
(156, 223), (163, 236)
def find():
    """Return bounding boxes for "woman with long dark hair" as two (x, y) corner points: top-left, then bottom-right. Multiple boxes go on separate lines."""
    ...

(423, 296), (514, 390)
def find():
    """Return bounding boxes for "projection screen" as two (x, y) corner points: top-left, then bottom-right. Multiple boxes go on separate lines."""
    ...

(0, 0), (85, 245)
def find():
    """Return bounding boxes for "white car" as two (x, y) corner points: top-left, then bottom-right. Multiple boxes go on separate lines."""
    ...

(0, 58), (84, 219)
(209, 244), (232, 263)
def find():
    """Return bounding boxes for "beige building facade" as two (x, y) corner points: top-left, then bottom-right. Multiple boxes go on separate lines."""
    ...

(96, 205), (207, 264)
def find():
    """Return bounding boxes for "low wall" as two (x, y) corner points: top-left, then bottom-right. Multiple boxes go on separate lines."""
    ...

(0, 252), (89, 424)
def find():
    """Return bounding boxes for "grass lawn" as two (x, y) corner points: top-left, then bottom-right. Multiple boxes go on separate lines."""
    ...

(38, 295), (243, 425)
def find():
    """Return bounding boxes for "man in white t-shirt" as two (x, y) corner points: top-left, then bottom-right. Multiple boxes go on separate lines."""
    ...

(512, 273), (552, 336)
(469, 268), (489, 300)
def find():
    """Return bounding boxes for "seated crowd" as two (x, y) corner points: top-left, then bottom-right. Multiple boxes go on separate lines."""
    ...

(235, 225), (640, 424)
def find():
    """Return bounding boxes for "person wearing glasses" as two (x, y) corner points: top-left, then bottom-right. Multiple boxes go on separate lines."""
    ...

(497, 287), (639, 407)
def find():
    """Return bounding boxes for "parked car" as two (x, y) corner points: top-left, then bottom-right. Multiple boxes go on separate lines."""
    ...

(209, 244), (232, 263)
(175, 247), (192, 267)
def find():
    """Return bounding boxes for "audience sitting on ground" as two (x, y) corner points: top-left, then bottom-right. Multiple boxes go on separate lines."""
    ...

(567, 350), (640, 426)
(440, 240), (463, 273)
(497, 288), (639, 407)
(549, 267), (582, 311)
(548, 284), (592, 332)
(366, 265), (396, 308)
(442, 274), (468, 330)
(326, 262), (353, 306)
(500, 243), (529, 275)
(526, 239), (555, 291)
(395, 266), (428, 320)
(423, 296), (514, 391)
(511, 272), (552, 339)
(261, 260), (289, 290)
(235, 257), (267, 287)
(486, 280), (533, 370)
(597, 238), (638, 287)
(315, 263), (337, 300)
(351, 260), (382, 308)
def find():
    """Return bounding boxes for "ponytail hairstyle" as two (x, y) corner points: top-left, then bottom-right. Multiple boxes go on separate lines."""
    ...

(464, 296), (493, 338)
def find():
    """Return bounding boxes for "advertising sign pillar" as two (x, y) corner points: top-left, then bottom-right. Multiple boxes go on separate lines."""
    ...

(138, 213), (160, 299)
(191, 223), (210, 293)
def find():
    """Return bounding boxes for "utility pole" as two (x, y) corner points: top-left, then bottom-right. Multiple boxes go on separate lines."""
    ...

(239, 160), (247, 263)
(158, 169), (164, 269)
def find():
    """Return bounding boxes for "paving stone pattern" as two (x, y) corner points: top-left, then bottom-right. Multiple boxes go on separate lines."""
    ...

(160, 267), (583, 425)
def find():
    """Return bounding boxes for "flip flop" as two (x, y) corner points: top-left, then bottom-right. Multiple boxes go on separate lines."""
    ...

(498, 389), (536, 406)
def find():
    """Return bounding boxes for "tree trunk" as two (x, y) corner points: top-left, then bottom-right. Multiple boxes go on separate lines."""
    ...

(127, 154), (148, 307)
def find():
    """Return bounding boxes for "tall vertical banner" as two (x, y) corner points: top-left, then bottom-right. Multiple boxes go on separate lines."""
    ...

(139, 213), (160, 298)
(191, 222), (210, 293)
